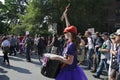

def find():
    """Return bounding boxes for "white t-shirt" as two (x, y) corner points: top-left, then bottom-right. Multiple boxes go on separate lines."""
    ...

(1, 40), (10, 47)
(87, 37), (94, 49)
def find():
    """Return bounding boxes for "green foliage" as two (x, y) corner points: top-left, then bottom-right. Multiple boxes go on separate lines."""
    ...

(0, 0), (110, 35)
(25, 24), (52, 37)
(23, 0), (43, 25)
(10, 23), (52, 37)
(10, 24), (26, 35)
(0, 22), (9, 34)
(0, 1), (9, 34)
(67, 0), (109, 33)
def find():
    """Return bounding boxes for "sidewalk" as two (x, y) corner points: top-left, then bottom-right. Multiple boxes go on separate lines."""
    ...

(0, 49), (3, 56)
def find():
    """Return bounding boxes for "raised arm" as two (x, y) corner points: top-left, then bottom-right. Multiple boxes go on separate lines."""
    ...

(61, 3), (71, 27)
(64, 12), (70, 27)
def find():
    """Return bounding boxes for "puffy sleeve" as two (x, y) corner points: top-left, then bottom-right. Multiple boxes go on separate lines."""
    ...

(66, 42), (76, 56)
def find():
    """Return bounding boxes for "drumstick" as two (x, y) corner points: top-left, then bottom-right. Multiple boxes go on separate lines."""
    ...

(61, 3), (70, 21)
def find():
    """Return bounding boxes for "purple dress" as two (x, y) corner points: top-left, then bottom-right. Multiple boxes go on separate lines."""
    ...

(56, 42), (88, 80)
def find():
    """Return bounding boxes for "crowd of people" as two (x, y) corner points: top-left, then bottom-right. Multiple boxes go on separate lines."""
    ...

(1, 28), (120, 80)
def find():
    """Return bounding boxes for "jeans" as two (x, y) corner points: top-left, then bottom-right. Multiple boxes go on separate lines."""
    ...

(25, 46), (31, 61)
(93, 51), (101, 71)
(87, 49), (94, 69)
(9, 45), (16, 55)
(116, 63), (120, 80)
(96, 59), (109, 77)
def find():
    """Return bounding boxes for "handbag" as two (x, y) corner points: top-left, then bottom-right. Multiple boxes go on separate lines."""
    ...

(111, 61), (119, 71)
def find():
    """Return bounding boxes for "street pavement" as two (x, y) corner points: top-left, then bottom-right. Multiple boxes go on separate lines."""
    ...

(0, 50), (108, 80)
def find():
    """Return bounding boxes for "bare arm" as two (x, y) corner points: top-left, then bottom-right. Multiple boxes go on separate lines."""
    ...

(51, 54), (74, 65)
(49, 37), (55, 46)
(61, 55), (74, 65)
(64, 12), (70, 27)
(110, 50), (118, 55)
(99, 48), (110, 53)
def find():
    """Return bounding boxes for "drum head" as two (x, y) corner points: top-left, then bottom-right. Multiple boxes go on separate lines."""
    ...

(44, 53), (64, 59)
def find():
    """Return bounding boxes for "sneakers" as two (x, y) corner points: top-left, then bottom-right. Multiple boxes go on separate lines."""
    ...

(85, 67), (91, 70)
(93, 75), (100, 79)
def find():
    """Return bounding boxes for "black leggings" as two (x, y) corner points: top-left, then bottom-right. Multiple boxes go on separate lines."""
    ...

(3, 53), (9, 64)
(3, 47), (10, 64)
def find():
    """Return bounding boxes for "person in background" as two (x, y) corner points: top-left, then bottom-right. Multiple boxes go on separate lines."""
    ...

(46, 36), (52, 53)
(14, 35), (19, 53)
(93, 32), (111, 78)
(77, 34), (85, 65)
(85, 31), (95, 70)
(9, 35), (17, 56)
(1, 36), (10, 66)
(58, 35), (65, 55)
(91, 32), (103, 73)
(114, 29), (120, 80)
(37, 34), (45, 62)
(18, 34), (24, 54)
(50, 34), (60, 54)
(33, 34), (39, 54)
(109, 33), (119, 80)
(25, 34), (32, 62)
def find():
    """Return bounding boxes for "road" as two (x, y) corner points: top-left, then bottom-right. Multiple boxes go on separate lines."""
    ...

(0, 50), (107, 80)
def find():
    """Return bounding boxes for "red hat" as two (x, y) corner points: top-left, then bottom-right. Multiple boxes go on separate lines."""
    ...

(63, 26), (77, 34)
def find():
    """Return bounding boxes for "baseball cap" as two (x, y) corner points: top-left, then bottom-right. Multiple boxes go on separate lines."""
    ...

(102, 32), (109, 36)
(63, 26), (77, 34)
(115, 29), (120, 36)
(110, 33), (115, 39)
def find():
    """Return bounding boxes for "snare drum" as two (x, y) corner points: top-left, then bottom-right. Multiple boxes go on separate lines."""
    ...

(41, 54), (61, 78)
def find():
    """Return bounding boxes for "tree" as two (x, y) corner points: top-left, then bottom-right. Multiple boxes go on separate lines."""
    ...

(20, 0), (55, 36)
(0, 1), (9, 34)
(65, 0), (109, 33)
(21, 0), (69, 35)
(5, 0), (28, 25)
(3, 0), (28, 34)
(1, 0), (110, 35)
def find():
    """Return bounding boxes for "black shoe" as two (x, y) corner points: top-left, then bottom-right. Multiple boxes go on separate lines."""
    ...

(91, 70), (96, 73)
(9, 54), (12, 56)
(13, 54), (16, 56)
(93, 75), (100, 78)
(85, 67), (91, 70)
(26, 60), (31, 62)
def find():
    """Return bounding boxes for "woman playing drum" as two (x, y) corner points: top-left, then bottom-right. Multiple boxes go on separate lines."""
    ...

(50, 11), (88, 80)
